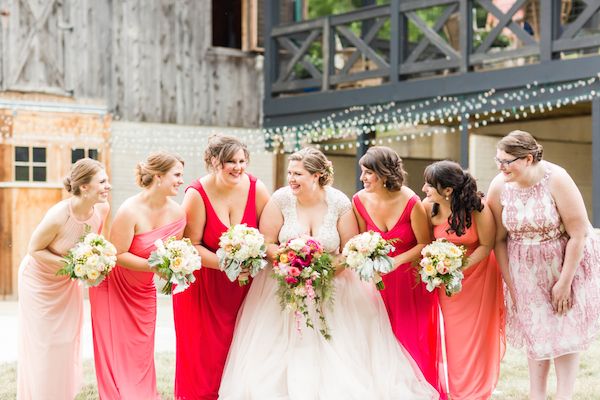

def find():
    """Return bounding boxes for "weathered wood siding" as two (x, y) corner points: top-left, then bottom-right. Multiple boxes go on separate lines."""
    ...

(0, 0), (263, 127)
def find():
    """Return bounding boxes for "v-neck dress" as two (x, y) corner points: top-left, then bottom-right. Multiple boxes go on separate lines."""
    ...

(173, 174), (258, 400)
(353, 194), (443, 397)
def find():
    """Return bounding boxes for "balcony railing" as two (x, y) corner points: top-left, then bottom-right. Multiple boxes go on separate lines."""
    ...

(265, 0), (600, 98)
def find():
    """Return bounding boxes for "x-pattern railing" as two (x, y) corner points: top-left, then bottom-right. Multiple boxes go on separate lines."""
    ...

(268, 0), (600, 96)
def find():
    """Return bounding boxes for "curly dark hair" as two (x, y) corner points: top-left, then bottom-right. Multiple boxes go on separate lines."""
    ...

(423, 160), (483, 236)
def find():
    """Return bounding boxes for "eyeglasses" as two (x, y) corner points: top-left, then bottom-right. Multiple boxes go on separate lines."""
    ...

(494, 156), (523, 167)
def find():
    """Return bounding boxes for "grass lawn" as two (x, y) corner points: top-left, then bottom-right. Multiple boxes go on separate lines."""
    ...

(1, 340), (599, 399)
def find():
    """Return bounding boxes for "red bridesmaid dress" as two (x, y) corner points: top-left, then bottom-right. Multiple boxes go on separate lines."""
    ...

(173, 174), (257, 400)
(353, 194), (444, 398)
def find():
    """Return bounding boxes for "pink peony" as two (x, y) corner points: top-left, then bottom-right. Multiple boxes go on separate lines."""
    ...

(289, 266), (301, 277)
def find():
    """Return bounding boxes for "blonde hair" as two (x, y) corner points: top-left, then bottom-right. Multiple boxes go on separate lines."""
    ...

(288, 147), (334, 187)
(63, 158), (104, 196)
(204, 134), (249, 172)
(135, 151), (184, 188)
(497, 130), (544, 163)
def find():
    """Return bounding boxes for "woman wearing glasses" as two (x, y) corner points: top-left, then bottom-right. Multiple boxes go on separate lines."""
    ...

(487, 130), (600, 400)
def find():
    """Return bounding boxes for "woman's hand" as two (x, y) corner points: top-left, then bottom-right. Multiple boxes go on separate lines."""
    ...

(332, 254), (346, 276)
(551, 279), (573, 316)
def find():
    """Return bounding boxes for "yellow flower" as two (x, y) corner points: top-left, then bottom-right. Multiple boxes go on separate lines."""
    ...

(424, 263), (437, 277)
(279, 254), (289, 264)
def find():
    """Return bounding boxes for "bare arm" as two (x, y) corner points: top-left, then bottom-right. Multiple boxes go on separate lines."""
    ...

(109, 203), (155, 272)
(392, 200), (430, 268)
(254, 179), (271, 221)
(487, 174), (516, 306)
(550, 166), (590, 315)
(258, 198), (284, 263)
(463, 201), (496, 269)
(352, 198), (368, 233)
(28, 203), (70, 269)
(182, 188), (220, 270)
(334, 206), (360, 273)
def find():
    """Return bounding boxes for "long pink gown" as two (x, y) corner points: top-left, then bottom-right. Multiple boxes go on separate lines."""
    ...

(433, 218), (505, 400)
(17, 201), (103, 400)
(353, 194), (443, 396)
(90, 217), (186, 399)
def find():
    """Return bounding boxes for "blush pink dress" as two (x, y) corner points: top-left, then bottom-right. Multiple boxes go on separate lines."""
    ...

(89, 217), (186, 399)
(353, 194), (443, 397)
(17, 201), (103, 400)
(433, 218), (505, 400)
(501, 165), (600, 359)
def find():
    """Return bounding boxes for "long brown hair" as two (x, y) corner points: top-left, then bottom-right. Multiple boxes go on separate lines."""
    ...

(424, 160), (483, 236)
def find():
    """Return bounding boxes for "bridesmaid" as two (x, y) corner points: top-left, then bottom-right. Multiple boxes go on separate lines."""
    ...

(488, 130), (600, 400)
(422, 160), (505, 400)
(89, 151), (186, 399)
(352, 146), (443, 396)
(173, 135), (269, 399)
(18, 158), (111, 400)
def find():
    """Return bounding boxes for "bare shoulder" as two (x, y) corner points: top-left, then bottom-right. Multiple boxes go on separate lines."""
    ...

(45, 200), (70, 226)
(96, 202), (111, 219)
(168, 198), (186, 219)
(422, 198), (434, 214)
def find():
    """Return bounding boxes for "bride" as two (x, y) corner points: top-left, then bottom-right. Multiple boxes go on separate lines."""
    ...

(219, 148), (439, 400)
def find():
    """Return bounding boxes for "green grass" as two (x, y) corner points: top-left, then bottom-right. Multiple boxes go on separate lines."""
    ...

(1, 340), (599, 399)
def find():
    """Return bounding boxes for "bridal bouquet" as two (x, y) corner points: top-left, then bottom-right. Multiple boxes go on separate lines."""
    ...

(56, 227), (117, 287)
(148, 236), (202, 295)
(216, 224), (268, 286)
(342, 231), (395, 290)
(419, 238), (467, 296)
(272, 236), (334, 339)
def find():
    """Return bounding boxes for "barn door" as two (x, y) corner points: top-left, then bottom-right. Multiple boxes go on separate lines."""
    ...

(1, 0), (72, 94)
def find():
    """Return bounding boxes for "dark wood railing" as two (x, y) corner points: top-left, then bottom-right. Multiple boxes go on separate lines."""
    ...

(266, 0), (600, 97)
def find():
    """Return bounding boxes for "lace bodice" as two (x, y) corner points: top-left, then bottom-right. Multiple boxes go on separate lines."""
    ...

(272, 186), (351, 253)
(500, 166), (566, 244)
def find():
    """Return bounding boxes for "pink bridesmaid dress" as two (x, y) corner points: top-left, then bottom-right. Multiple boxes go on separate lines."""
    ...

(434, 218), (505, 400)
(89, 217), (186, 399)
(353, 194), (443, 397)
(17, 201), (103, 400)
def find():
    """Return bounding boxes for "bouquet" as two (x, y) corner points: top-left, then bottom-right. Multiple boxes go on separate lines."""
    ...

(272, 236), (334, 339)
(419, 238), (467, 296)
(56, 227), (117, 287)
(342, 231), (395, 290)
(216, 224), (268, 286)
(148, 236), (202, 295)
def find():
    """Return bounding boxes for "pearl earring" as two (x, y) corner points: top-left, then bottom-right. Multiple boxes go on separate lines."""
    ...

(445, 196), (449, 201)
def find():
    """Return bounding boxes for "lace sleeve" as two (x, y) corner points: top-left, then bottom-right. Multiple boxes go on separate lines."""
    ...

(271, 187), (291, 215)
(328, 187), (352, 218)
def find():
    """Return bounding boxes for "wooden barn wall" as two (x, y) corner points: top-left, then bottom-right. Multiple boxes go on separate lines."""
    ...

(0, 0), (263, 128)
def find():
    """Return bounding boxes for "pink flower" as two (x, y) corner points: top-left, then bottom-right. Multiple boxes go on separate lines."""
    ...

(285, 276), (298, 284)
(289, 266), (301, 277)
(287, 251), (297, 261)
(306, 279), (315, 300)
(436, 263), (449, 274)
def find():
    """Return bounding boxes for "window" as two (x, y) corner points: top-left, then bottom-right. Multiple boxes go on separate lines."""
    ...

(71, 148), (99, 164)
(242, 0), (296, 52)
(14, 146), (47, 182)
(213, 0), (242, 49)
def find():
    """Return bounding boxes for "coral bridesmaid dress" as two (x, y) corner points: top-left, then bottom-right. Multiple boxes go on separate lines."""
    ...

(18, 201), (103, 400)
(353, 194), (443, 397)
(173, 174), (257, 400)
(90, 217), (186, 399)
(434, 219), (505, 400)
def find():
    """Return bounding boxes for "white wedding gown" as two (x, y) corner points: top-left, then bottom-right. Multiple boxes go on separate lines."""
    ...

(219, 186), (439, 400)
